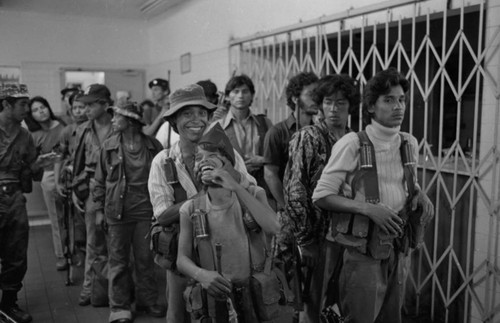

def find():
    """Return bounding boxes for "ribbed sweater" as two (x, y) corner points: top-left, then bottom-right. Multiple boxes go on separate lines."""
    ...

(312, 120), (418, 212)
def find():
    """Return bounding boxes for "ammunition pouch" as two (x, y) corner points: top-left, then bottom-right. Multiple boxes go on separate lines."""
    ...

(184, 282), (207, 321)
(250, 266), (294, 321)
(335, 213), (400, 260)
(150, 222), (179, 271)
(72, 171), (90, 201)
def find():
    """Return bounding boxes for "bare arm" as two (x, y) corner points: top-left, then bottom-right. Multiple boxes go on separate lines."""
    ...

(264, 164), (285, 209)
(176, 204), (232, 297)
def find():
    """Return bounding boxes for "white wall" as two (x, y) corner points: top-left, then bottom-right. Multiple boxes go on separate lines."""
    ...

(146, 0), (377, 91)
(0, 10), (150, 114)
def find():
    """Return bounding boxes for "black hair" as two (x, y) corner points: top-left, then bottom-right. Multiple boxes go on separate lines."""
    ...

(26, 96), (61, 132)
(139, 99), (155, 110)
(224, 74), (255, 96)
(313, 74), (360, 114)
(362, 67), (410, 125)
(68, 91), (84, 107)
(197, 142), (235, 166)
(286, 72), (319, 111)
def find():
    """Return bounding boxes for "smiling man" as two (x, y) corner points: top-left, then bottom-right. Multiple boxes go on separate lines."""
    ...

(148, 84), (256, 323)
(313, 68), (434, 323)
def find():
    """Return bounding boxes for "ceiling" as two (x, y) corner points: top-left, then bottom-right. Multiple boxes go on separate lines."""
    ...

(0, 0), (184, 20)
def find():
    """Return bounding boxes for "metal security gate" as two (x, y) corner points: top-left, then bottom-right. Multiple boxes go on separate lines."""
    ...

(229, 0), (500, 322)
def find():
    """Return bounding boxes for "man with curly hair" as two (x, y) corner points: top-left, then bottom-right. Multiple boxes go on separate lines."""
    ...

(283, 74), (360, 322)
(263, 72), (319, 211)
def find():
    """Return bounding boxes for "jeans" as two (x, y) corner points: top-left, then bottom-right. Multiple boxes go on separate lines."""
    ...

(166, 270), (190, 323)
(40, 170), (64, 258)
(107, 220), (157, 321)
(340, 248), (410, 323)
(81, 179), (108, 297)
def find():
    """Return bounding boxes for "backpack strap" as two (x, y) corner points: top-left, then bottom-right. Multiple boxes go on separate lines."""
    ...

(399, 134), (416, 198)
(163, 152), (188, 204)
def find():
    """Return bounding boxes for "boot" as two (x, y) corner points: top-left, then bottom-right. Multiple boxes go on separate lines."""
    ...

(0, 291), (32, 323)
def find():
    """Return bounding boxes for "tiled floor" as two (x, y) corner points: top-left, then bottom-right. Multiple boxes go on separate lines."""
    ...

(12, 224), (166, 323)
(4, 224), (429, 323)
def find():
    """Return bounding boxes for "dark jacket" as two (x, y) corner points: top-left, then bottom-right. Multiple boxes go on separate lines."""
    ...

(93, 132), (163, 220)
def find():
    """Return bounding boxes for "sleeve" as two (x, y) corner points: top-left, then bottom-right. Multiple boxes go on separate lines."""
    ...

(284, 130), (319, 246)
(59, 126), (71, 159)
(24, 132), (43, 185)
(262, 126), (281, 166)
(233, 149), (257, 186)
(93, 147), (107, 211)
(312, 133), (359, 203)
(148, 151), (175, 219)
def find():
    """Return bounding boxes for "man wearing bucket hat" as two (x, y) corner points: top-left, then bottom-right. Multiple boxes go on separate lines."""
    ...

(0, 84), (43, 323)
(94, 103), (164, 323)
(148, 84), (257, 323)
(72, 83), (114, 306)
(143, 78), (170, 137)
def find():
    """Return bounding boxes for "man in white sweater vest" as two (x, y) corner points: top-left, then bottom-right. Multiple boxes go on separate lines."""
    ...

(312, 68), (434, 323)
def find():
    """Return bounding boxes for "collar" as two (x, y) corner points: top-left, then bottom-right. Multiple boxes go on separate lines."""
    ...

(222, 109), (257, 129)
(284, 113), (297, 131)
(366, 119), (401, 144)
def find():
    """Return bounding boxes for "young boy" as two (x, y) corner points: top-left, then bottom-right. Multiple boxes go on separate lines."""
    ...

(176, 124), (281, 322)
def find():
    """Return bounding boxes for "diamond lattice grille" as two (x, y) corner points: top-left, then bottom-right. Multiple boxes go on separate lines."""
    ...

(230, 1), (500, 322)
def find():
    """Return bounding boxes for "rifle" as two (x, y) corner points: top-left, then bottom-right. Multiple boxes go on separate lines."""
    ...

(0, 310), (16, 323)
(291, 240), (304, 322)
(62, 166), (75, 286)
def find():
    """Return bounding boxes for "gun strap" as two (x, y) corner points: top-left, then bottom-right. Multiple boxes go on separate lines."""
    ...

(163, 155), (188, 203)
(356, 131), (380, 204)
(354, 132), (416, 202)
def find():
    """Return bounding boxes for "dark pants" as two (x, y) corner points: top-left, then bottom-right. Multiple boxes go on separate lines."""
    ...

(107, 220), (157, 321)
(0, 191), (29, 294)
(340, 248), (410, 323)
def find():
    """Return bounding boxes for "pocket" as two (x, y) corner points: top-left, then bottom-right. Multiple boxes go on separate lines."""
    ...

(183, 283), (205, 320)
(107, 161), (121, 182)
(250, 271), (282, 321)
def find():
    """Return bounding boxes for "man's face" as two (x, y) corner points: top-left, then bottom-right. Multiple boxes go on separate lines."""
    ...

(297, 83), (319, 116)
(151, 86), (168, 102)
(323, 91), (350, 129)
(86, 101), (107, 120)
(71, 101), (87, 123)
(30, 101), (51, 123)
(228, 84), (253, 110)
(111, 113), (129, 132)
(368, 85), (406, 128)
(174, 106), (209, 143)
(9, 98), (29, 124)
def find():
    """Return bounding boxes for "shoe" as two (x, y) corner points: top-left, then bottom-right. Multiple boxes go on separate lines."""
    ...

(56, 258), (68, 271)
(0, 304), (32, 323)
(78, 294), (91, 306)
(110, 319), (132, 323)
(135, 304), (166, 318)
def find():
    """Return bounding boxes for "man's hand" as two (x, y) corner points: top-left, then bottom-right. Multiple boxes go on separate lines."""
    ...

(197, 269), (232, 299)
(366, 203), (403, 236)
(245, 155), (265, 171)
(72, 192), (85, 213)
(56, 182), (67, 197)
(95, 210), (106, 232)
(220, 156), (241, 183)
(299, 244), (319, 267)
(411, 190), (435, 224)
(206, 169), (240, 191)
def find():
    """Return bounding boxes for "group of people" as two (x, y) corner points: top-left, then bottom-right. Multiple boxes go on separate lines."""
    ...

(0, 67), (434, 323)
